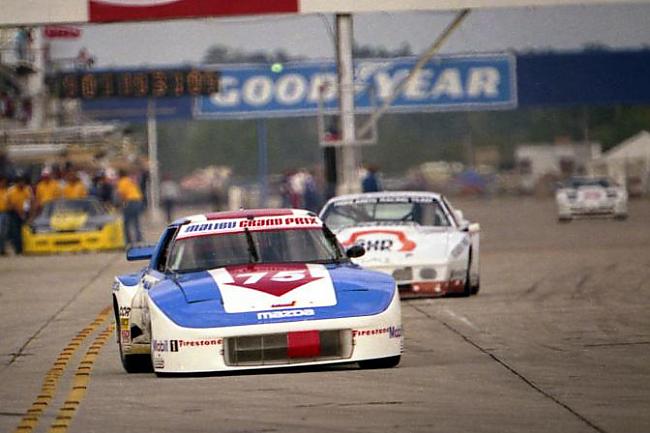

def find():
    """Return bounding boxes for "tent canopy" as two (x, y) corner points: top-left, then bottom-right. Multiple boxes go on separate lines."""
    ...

(604, 131), (650, 160)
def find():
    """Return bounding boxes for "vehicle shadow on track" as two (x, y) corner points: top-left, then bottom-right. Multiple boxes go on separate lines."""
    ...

(153, 362), (362, 378)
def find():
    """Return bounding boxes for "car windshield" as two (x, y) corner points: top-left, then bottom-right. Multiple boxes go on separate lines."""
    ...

(43, 199), (103, 217)
(167, 227), (346, 273)
(322, 198), (451, 231)
(566, 178), (612, 188)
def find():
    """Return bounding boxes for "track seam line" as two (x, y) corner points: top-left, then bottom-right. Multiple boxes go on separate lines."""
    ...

(411, 304), (609, 433)
(2, 253), (120, 370)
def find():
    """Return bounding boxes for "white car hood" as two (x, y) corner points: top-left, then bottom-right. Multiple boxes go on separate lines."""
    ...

(336, 224), (463, 267)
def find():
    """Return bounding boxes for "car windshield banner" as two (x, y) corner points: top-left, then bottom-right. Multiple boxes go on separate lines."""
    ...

(194, 54), (516, 119)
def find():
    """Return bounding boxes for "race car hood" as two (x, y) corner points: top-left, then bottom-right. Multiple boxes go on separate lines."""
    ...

(32, 211), (117, 233)
(50, 212), (89, 231)
(335, 224), (464, 267)
(148, 262), (396, 328)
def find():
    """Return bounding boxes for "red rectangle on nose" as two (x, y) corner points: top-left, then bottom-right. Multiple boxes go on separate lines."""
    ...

(287, 331), (320, 358)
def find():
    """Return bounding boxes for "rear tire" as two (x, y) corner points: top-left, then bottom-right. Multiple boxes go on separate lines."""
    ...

(358, 355), (401, 369)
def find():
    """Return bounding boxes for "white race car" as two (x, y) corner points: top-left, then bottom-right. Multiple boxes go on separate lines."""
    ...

(320, 192), (480, 298)
(556, 176), (628, 222)
(113, 209), (403, 375)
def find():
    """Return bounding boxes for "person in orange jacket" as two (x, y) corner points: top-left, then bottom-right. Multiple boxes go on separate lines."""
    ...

(35, 171), (62, 209)
(6, 175), (33, 254)
(0, 176), (9, 255)
(62, 171), (88, 199)
(116, 169), (144, 244)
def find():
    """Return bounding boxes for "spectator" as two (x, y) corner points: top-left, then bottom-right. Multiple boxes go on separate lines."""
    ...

(160, 175), (180, 223)
(62, 171), (88, 199)
(0, 176), (8, 255)
(361, 164), (383, 193)
(90, 172), (114, 207)
(279, 171), (294, 208)
(35, 171), (62, 210)
(15, 27), (31, 62)
(117, 169), (144, 244)
(302, 170), (321, 212)
(0, 152), (16, 181)
(138, 161), (150, 210)
(75, 47), (95, 69)
(6, 175), (33, 254)
(289, 170), (307, 208)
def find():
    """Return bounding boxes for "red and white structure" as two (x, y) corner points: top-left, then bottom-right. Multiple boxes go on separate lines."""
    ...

(1, 0), (640, 26)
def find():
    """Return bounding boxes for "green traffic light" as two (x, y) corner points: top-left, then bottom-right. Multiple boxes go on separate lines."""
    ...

(271, 63), (283, 73)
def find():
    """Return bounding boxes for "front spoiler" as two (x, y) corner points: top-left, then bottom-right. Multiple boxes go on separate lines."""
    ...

(145, 290), (403, 374)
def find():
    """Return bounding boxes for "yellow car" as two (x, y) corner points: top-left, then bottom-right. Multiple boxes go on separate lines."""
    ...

(23, 198), (125, 254)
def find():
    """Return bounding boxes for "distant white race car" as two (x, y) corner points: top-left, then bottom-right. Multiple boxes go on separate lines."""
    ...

(320, 191), (480, 298)
(556, 177), (627, 222)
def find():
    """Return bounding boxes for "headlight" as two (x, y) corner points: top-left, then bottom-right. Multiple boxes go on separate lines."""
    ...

(392, 267), (413, 281)
(419, 267), (437, 279)
(31, 225), (52, 234)
(80, 223), (105, 232)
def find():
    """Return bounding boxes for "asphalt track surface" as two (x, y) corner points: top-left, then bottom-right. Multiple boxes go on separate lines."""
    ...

(1, 198), (649, 433)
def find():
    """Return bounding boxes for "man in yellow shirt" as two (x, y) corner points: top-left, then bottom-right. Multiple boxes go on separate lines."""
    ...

(62, 171), (88, 199)
(0, 176), (8, 255)
(6, 175), (33, 254)
(116, 169), (144, 244)
(35, 172), (62, 209)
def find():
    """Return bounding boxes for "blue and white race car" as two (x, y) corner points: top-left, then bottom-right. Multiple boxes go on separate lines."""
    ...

(113, 209), (402, 375)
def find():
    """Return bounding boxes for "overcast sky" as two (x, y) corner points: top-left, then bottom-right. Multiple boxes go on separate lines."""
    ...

(47, 3), (650, 68)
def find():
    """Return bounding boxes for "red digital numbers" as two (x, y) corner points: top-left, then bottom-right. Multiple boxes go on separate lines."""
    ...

(49, 69), (219, 99)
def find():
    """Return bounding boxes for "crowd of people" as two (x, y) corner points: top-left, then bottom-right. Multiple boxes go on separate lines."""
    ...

(280, 169), (322, 212)
(0, 156), (386, 256)
(0, 163), (146, 256)
(279, 165), (384, 212)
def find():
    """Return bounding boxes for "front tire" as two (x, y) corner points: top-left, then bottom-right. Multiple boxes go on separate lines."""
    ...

(471, 277), (480, 295)
(358, 355), (401, 369)
(461, 253), (473, 297)
(115, 302), (152, 373)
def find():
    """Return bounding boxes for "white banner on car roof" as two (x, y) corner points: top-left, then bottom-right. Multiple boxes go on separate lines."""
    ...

(176, 216), (323, 240)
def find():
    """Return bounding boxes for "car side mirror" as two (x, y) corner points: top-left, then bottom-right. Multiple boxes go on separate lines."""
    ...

(461, 222), (480, 233)
(346, 244), (366, 259)
(127, 245), (155, 261)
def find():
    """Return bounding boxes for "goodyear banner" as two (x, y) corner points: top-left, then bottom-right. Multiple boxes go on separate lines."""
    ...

(194, 54), (516, 119)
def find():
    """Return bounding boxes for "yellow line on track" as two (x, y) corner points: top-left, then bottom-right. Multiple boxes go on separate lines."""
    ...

(12, 306), (113, 433)
(47, 323), (115, 433)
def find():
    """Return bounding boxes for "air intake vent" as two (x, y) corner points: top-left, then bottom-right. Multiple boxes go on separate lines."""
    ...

(224, 330), (353, 366)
